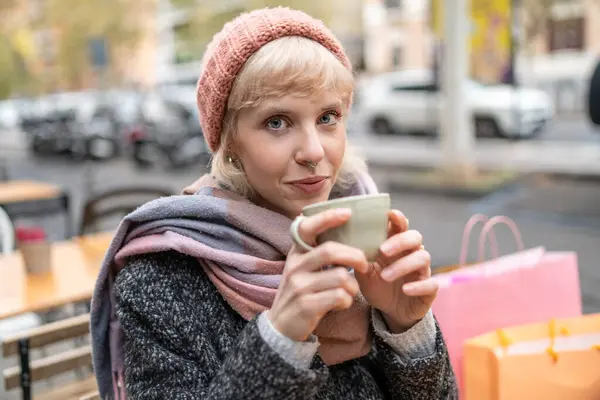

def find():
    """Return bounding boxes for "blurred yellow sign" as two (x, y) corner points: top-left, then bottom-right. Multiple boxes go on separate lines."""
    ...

(431, 0), (512, 84)
(11, 29), (35, 61)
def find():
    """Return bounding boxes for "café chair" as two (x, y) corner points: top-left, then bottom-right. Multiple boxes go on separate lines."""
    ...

(0, 205), (14, 254)
(76, 186), (174, 315)
(1, 313), (98, 400)
(79, 186), (174, 235)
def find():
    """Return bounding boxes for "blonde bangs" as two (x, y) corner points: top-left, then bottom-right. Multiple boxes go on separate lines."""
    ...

(227, 36), (354, 111)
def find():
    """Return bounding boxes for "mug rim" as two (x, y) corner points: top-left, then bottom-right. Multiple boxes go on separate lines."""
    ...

(302, 193), (390, 214)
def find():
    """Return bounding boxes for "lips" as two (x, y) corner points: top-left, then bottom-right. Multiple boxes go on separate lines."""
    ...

(288, 176), (328, 194)
(291, 176), (327, 184)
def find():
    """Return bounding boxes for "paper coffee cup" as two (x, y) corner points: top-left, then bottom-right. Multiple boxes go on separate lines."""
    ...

(20, 241), (52, 275)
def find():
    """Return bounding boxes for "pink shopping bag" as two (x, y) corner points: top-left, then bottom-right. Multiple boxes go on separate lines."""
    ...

(432, 215), (582, 393)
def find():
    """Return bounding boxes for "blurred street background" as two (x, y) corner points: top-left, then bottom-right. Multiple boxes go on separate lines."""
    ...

(0, 0), (599, 319)
(1, 0), (600, 310)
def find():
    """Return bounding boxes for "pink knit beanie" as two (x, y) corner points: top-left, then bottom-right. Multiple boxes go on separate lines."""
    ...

(196, 7), (352, 152)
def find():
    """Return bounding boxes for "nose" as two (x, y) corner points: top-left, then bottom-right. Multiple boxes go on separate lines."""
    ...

(295, 126), (325, 167)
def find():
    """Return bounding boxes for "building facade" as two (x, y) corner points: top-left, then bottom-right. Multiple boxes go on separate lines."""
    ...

(151, 0), (365, 86)
(361, 0), (599, 114)
(362, 0), (600, 80)
(362, 0), (433, 74)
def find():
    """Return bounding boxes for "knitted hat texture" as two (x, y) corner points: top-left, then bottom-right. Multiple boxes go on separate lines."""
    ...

(196, 7), (352, 152)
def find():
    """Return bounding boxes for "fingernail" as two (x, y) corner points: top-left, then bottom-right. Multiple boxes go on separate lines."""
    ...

(380, 242), (393, 256)
(406, 218), (410, 228)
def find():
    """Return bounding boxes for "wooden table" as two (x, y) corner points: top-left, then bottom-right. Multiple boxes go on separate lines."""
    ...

(0, 180), (72, 237)
(0, 232), (112, 320)
(0, 180), (63, 205)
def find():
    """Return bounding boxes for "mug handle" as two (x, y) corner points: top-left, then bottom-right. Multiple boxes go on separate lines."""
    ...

(459, 214), (499, 265)
(290, 215), (352, 272)
(290, 215), (315, 252)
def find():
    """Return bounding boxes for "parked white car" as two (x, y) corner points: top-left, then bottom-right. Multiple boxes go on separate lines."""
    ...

(358, 70), (554, 139)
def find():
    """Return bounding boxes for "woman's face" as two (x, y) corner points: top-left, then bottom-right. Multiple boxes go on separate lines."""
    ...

(235, 89), (347, 219)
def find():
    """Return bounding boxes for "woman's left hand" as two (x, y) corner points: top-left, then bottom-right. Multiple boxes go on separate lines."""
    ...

(355, 210), (438, 333)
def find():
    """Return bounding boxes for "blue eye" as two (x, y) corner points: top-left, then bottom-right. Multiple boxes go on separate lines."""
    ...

(267, 118), (287, 130)
(319, 114), (332, 124)
(318, 111), (341, 125)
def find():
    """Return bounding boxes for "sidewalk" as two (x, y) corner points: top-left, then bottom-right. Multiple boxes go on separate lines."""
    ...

(352, 135), (600, 176)
(0, 129), (27, 152)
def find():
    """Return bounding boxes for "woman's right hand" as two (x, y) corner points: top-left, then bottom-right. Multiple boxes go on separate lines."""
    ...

(268, 208), (370, 342)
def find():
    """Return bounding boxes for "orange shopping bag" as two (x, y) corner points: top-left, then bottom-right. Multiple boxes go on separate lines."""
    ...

(464, 314), (600, 400)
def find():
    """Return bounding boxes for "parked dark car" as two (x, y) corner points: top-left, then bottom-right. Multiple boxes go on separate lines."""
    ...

(21, 108), (121, 162)
(126, 90), (210, 169)
(21, 111), (80, 157)
(16, 91), (139, 162)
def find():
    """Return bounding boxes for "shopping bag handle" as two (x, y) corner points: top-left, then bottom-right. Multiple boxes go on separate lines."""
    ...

(478, 215), (525, 262)
(459, 214), (499, 265)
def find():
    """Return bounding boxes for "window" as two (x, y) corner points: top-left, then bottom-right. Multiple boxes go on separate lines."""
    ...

(547, 17), (585, 52)
(384, 0), (402, 9)
(391, 83), (437, 92)
(391, 46), (403, 69)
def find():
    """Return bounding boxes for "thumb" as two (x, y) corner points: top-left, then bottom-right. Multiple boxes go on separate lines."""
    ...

(387, 210), (408, 237)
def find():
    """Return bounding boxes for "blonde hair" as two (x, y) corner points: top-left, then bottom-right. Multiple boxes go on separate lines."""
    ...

(210, 36), (367, 198)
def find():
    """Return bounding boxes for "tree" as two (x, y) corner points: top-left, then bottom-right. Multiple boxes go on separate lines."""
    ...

(0, 0), (156, 96)
(0, 0), (39, 98)
(36, 0), (156, 90)
(175, 2), (248, 61)
(248, 0), (335, 25)
(171, 0), (337, 63)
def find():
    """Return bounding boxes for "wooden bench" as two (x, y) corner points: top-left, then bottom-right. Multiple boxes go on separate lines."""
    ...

(2, 313), (100, 400)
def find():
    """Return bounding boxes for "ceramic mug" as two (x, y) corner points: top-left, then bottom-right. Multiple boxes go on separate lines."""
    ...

(290, 193), (391, 262)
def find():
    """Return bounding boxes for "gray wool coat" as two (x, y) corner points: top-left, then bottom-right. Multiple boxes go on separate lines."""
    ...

(114, 250), (458, 399)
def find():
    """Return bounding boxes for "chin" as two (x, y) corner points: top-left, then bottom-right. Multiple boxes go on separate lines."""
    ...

(279, 183), (334, 218)
(312, 191), (332, 205)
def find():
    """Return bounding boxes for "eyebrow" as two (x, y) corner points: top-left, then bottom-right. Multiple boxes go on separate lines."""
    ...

(320, 102), (343, 111)
(260, 107), (293, 115)
(260, 102), (343, 115)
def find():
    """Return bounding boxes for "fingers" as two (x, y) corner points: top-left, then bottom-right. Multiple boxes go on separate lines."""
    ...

(387, 209), (409, 236)
(297, 288), (355, 318)
(380, 248), (431, 282)
(380, 230), (423, 258)
(286, 267), (359, 298)
(296, 208), (352, 248)
(294, 241), (370, 275)
(403, 278), (439, 298)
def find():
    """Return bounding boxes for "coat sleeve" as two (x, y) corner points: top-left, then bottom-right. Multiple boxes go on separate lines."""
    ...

(365, 309), (458, 399)
(115, 251), (329, 400)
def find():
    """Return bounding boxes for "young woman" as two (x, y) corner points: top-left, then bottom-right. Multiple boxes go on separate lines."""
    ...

(91, 7), (457, 399)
